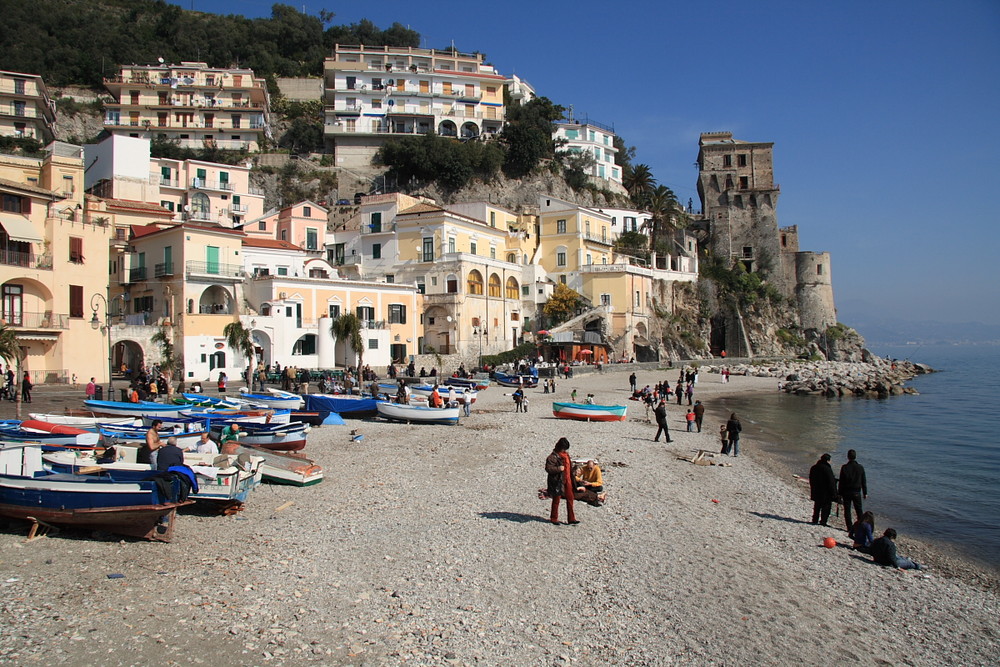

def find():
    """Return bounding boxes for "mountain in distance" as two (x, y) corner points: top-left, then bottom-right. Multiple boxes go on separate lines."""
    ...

(846, 317), (1000, 346)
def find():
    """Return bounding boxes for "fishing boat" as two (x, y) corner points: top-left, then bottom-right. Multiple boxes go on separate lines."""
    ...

(236, 446), (324, 486)
(376, 402), (461, 425)
(98, 424), (207, 450)
(304, 394), (377, 419)
(493, 372), (539, 388)
(83, 399), (188, 419)
(443, 376), (480, 391)
(208, 421), (310, 452)
(42, 449), (264, 507)
(176, 408), (291, 425)
(551, 402), (627, 422)
(0, 443), (192, 541)
(0, 420), (100, 448)
(238, 389), (303, 410)
(29, 413), (139, 428)
(408, 384), (477, 405)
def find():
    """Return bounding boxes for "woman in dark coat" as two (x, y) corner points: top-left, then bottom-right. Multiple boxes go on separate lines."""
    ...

(545, 437), (577, 525)
(725, 413), (742, 456)
(809, 453), (837, 526)
(21, 372), (32, 403)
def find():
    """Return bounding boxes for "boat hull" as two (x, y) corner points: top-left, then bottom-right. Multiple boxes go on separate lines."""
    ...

(376, 402), (460, 425)
(551, 402), (627, 422)
(239, 446), (323, 486)
(83, 400), (187, 419)
(494, 373), (538, 388)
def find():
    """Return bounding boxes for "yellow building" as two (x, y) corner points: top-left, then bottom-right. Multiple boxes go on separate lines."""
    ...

(103, 62), (270, 151)
(0, 142), (112, 385)
(0, 71), (55, 144)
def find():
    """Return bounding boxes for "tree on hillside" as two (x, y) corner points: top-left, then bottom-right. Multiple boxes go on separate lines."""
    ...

(500, 97), (565, 179)
(643, 185), (687, 264)
(624, 163), (656, 206)
(543, 283), (583, 326)
(330, 312), (364, 371)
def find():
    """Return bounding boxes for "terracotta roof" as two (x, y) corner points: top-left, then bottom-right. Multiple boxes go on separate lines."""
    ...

(398, 203), (443, 215)
(242, 237), (303, 251)
(129, 224), (163, 238)
(0, 177), (61, 199)
(95, 197), (173, 215)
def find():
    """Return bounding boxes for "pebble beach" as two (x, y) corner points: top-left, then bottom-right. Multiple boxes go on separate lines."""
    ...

(0, 369), (998, 666)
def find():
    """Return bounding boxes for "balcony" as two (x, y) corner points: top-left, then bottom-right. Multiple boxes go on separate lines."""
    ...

(360, 319), (386, 330)
(191, 178), (235, 192)
(128, 266), (147, 282)
(1, 311), (69, 330)
(182, 211), (214, 223)
(0, 249), (52, 270)
(185, 260), (244, 279)
(583, 233), (613, 246)
(154, 262), (174, 277)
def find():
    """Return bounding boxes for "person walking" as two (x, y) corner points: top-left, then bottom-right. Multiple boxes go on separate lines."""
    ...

(653, 399), (672, 443)
(808, 453), (837, 526)
(686, 382), (694, 406)
(85, 377), (97, 400)
(675, 382), (684, 406)
(545, 438), (578, 525)
(20, 371), (32, 403)
(838, 449), (868, 532)
(685, 408), (697, 432)
(725, 413), (742, 456)
(693, 400), (705, 432)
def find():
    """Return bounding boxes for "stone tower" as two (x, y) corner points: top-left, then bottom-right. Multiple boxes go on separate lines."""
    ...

(697, 131), (788, 295)
(794, 251), (837, 331)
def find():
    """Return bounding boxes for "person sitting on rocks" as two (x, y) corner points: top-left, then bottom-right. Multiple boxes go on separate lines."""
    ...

(850, 511), (876, 553)
(573, 460), (607, 506)
(870, 528), (924, 570)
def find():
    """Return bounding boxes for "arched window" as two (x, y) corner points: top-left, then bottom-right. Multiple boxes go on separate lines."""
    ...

(505, 276), (519, 299)
(261, 304), (271, 316)
(467, 269), (483, 295)
(446, 273), (458, 294)
(190, 192), (210, 219)
(488, 273), (501, 297)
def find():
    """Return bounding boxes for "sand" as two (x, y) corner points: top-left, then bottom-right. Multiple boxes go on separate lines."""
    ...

(0, 370), (997, 666)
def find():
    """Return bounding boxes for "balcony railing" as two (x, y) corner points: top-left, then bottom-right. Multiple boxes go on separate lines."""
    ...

(1, 311), (69, 329)
(191, 178), (235, 191)
(154, 262), (174, 277)
(128, 266), (147, 282)
(0, 249), (52, 270)
(360, 319), (386, 330)
(185, 260), (244, 278)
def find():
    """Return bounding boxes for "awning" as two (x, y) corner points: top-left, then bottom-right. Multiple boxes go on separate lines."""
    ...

(15, 333), (59, 341)
(0, 213), (43, 243)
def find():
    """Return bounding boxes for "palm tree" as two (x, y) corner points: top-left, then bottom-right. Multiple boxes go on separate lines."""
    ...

(0, 324), (24, 418)
(624, 163), (656, 207)
(223, 321), (255, 388)
(643, 185), (686, 266)
(330, 312), (363, 371)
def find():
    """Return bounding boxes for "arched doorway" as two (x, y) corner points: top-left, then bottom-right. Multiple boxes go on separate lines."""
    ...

(113, 339), (145, 377)
(198, 285), (233, 314)
(438, 120), (457, 137)
(251, 329), (271, 367)
(461, 122), (479, 139)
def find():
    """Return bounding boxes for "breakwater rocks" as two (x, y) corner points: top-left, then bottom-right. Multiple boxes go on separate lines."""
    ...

(702, 357), (933, 398)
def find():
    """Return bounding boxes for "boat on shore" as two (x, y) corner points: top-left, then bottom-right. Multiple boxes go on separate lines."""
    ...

(238, 389), (303, 410)
(0, 420), (100, 448)
(83, 399), (188, 419)
(304, 394), (377, 419)
(29, 413), (139, 428)
(494, 373), (538, 388)
(98, 424), (207, 449)
(236, 446), (324, 486)
(208, 421), (310, 451)
(0, 443), (192, 541)
(443, 376), (489, 391)
(551, 401), (627, 422)
(376, 402), (460, 425)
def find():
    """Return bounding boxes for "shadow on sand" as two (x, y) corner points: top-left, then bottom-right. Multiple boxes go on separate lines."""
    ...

(479, 511), (550, 524)
(749, 511), (815, 526)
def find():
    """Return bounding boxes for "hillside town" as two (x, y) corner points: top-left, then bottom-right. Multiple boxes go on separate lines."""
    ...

(1, 45), (835, 389)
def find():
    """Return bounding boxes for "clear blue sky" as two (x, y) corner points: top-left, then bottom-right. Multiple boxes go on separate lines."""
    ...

(179, 0), (1000, 328)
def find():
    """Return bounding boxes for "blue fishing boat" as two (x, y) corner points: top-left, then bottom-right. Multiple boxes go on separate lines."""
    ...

(0, 420), (100, 448)
(304, 394), (377, 419)
(494, 372), (539, 388)
(83, 399), (188, 419)
(0, 443), (193, 541)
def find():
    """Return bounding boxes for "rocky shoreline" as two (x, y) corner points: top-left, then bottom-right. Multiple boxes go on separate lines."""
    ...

(701, 356), (934, 398)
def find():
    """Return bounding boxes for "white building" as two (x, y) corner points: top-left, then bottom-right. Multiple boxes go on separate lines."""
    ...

(553, 116), (624, 192)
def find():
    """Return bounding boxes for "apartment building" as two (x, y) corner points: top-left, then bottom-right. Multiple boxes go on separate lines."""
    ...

(0, 142), (111, 385)
(324, 45), (507, 168)
(0, 71), (56, 144)
(553, 116), (624, 191)
(103, 62), (270, 151)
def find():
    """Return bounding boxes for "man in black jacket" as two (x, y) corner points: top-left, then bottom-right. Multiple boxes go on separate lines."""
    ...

(838, 449), (868, 532)
(809, 453), (837, 526)
(653, 399), (672, 442)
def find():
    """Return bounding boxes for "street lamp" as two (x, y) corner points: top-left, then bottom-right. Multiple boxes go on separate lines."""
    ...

(472, 324), (487, 370)
(90, 293), (128, 398)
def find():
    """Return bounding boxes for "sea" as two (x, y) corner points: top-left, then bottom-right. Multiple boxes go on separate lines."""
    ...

(716, 344), (1000, 571)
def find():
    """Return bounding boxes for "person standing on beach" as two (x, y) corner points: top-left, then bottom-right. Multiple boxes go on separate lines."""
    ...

(653, 399), (673, 442)
(693, 400), (705, 432)
(725, 413), (742, 456)
(675, 382), (684, 405)
(85, 377), (96, 400)
(545, 437), (578, 525)
(809, 453), (837, 526)
(629, 372), (637, 394)
(838, 449), (868, 532)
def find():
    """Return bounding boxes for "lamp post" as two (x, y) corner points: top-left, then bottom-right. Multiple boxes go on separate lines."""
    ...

(473, 324), (487, 370)
(91, 293), (128, 398)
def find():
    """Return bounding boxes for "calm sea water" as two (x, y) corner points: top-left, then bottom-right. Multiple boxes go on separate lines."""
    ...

(717, 344), (1000, 570)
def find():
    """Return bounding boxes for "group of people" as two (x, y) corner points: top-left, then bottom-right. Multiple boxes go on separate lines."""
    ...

(544, 438), (606, 525)
(809, 450), (923, 570)
(3, 366), (31, 403)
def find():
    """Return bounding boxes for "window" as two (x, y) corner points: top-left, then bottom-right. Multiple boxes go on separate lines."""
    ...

(280, 229), (287, 241)
(416, 276), (425, 294)
(470, 241), (477, 255)
(372, 243), (382, 259)
(306, 228), (318, 250)
(448, 237), (456, 254)
(506, 277), (519, 299)
(277, 267), (288, 276)
(601, 294), (611, 306)
(329, 304), (340, 318)
(356, 305), (375, 321)
(2, 194), (28, 214)
(69, 285), (84, 318)
(723, 154), (732, 167)
(522, 285), (529, 296)
(490, 247), (496, 259)
(346, 76), (356, 90)
(388, 304), (407, 324)
(739, 176), (749, 189)
(556, 219), (566, 234)
(586, 254), (592, 265)
(258, 221), (266, 231)
(368, 339), (378, 350)
(816, 264), (824, 276)
(14, 79), (25, 95)
(69, 237), (84, 263)
(161, 200), (175, 212)
(742, 246), (753, 259)
(634, 290), (640, 307)
(303, 206), (312, 217)
(445, 275), (458, 293)
(559, 275), (566, 285)
(371, 99), (382, 109)
(738, 154), (748, 167)
(422, 237), (434, 262)
(467, 270), (484, 295)
(556, 252), (566, 267)
(370, 211), (381, 232)
(231, 114), (242, 128)
(292, 334), (317, 356)
(488, 274), (501, 297)
(489, 211), (496, 227)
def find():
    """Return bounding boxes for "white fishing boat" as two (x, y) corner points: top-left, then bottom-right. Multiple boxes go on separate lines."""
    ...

(376, 402), (460, 425)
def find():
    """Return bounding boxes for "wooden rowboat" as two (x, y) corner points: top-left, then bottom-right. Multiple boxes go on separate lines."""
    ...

(551, 402), (627, 422)
(376, 402), (460, 425)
